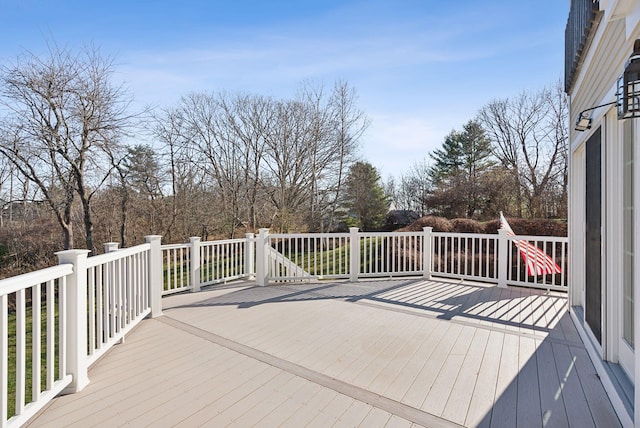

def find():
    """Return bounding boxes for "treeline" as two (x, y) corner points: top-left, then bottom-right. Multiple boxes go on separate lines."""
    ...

(0, 45), (567, 275)
(389, 83), (568, 220)
(0, 47), (368, 249)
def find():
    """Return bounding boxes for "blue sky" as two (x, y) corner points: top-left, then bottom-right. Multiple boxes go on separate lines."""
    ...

(0, 0), (568, 178)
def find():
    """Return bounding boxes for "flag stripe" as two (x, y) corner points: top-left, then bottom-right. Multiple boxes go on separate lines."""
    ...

(499, 213), (562, 276)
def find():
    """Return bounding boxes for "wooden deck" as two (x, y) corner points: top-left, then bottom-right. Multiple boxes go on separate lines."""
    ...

(27, 278), (620, 427)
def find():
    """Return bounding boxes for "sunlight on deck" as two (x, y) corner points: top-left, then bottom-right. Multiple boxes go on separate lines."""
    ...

(28, 279), (620, 428)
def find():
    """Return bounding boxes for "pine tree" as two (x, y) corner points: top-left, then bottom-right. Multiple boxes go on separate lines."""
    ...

(342, 162), (390, 231)
(426, 120), (495, 218)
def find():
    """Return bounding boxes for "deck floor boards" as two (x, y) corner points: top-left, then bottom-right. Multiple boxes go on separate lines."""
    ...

(27, 278), (620, 428)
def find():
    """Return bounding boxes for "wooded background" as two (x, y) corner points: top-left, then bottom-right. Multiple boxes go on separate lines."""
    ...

(0, 46), (568, 277)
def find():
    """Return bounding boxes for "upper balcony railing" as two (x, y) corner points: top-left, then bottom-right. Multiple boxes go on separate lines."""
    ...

(1, 229), (567, 427)
(565, 0), (602, 93)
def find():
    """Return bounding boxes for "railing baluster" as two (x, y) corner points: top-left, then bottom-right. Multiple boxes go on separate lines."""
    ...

(32, 283), (41, 402)
(120, 257), (126, 328)
(1, 294), (7, 426)
(58, 276), (67, 379)
(46, 280), (54, 390)
(313, 237), (317, 276)
(404, 235), (408, 272)
(507, 239), (526, 281)
(446, 237), (450, 274)
(133, 254), (139, 317)
(109, 260), (116, 337)
(172, 249), (177, 291)
(127, 255), (133, 322)
(16, 288), (26, 415)
(216, 243), (221, 280)
(88, 268), (95, 354)
(388, 236), (393, 274)
(95, 265), (103, 349)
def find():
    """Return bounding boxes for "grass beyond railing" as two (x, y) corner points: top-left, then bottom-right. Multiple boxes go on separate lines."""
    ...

(359, 232), (424, 277)
(2, 240), (158, 428)
(265, 229), (568, 290)
(268, 233), (351, 280)
(6, 304), (60, 421)
(161, 238), (252, 294)
(159, 230), (568, 291)
(1, 266), (72, 428)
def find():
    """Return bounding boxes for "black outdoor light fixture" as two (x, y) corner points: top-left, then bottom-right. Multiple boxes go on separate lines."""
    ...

(619, 39), (640, 119)
(575, 39), (640, 131)
(574, 101), (619, 131)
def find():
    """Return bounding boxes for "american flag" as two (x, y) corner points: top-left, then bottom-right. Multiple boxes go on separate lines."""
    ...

(499, 212), (562, 276)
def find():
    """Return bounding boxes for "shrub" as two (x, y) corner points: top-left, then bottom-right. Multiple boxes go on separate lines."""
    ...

(450, 218), (484, 234)
(401, 216), (567, 237)
(484, 218), (567, 236)
(397, 216), (453, 232)
(0, 219), (60, 279)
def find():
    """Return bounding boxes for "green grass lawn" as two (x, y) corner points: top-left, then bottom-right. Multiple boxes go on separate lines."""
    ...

(6, 298), (59, 420)
(163, 254), (247, 289)
(274, 237), (417, 276)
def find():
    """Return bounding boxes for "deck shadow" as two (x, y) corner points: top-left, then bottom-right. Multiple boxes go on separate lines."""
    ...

(473, 311), (620, 428)
(164, 278), (566, 334)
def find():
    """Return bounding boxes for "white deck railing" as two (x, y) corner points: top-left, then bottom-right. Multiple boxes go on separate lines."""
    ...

(267, 233), (351, 281)
(160, 236), (254, 296)
(0, 265), (73, 428)
(506, 234), (568, 290)
(0, 227), (567, 427)
(1, 236), (163, 428)
(86, 244), (153, 366)
(259, 228), (567, 291)
(432, 232), (499, 282)
(359, 231), (425, 278)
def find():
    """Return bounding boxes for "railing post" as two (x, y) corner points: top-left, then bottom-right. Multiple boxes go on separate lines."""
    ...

(245, 233), (255, 279)
(103, 242), (119, 253)
(422, 227), (433, 280)
(349, 227), (360, 282)
(497, 229), (508, 288)
(256, 228), (269, 286)
(145, 235), (163, 317)
(190, 237), (201, 292)
(56, 249), (91, 394)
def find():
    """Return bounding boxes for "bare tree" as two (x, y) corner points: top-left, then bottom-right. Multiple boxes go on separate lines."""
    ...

(176, 92), (247, 237)
(324, 81), (368, 231)
(0, 45), (136, 251)
(261, 99), (315, 231)
(150, 82), (366, 236)
(395, 160), (432, 216)
(217, 93), (271, 232)
(478, 82), (568, 218)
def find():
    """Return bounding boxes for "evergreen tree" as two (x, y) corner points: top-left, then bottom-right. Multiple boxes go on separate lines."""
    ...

(428, 130), (464, 186)
(426, 120), (495, 218)
(342, 161), (390, 230)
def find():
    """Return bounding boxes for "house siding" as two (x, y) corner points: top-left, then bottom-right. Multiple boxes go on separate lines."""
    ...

(571, 17), (627, 123)
(567, 2), (640, 427)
